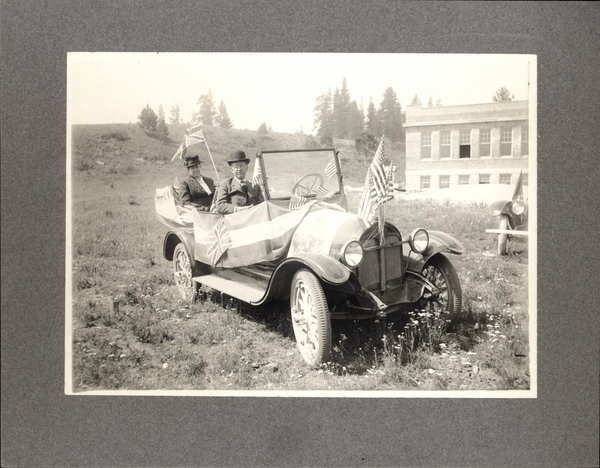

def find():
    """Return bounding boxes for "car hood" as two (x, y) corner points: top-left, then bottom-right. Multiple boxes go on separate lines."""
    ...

(288, 208), (366, 259)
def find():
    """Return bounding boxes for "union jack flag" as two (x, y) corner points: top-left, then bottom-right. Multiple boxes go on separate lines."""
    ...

(172, 123), (207, 161)
(205, 217), (232, 265)
(324, 158), (337, 178)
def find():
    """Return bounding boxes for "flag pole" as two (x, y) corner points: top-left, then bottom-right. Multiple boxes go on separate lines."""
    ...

(203, 140), (220, 182)
(378, 203), (386, 292)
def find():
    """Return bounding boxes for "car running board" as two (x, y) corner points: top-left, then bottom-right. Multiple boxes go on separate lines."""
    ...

(192, 269), (268, 304)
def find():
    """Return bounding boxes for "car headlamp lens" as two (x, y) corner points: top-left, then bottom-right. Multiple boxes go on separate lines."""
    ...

(409, 228), (429, 254)
(511, 200), (526, 216)
(341, 240), (364, 267)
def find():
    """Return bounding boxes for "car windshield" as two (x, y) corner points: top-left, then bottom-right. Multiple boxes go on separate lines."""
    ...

(261, 149), (340, 199)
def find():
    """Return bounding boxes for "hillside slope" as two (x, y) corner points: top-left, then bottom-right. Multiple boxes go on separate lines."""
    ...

(71, 123), (406, 186)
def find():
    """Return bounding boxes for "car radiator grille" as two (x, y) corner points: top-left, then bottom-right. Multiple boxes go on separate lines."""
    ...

(357, 243), (403, 291)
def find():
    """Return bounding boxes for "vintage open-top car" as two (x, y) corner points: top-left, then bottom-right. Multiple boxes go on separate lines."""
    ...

(486, 172), (529, 256)
(156, 148), (464, 366)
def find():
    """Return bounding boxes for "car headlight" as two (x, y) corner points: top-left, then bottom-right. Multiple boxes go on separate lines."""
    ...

(511, 200), (526, 216)
(409, 228), (429, 254)
(341, 240), (364, 267)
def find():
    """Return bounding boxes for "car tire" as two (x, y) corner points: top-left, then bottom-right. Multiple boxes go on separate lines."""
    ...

(498, 215), (509, 256)
(290, 269), (332, 366)
(419, 254), (462, 321)
(173, 243), (199, 303)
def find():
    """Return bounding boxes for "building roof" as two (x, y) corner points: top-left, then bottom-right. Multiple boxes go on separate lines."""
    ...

(404, 100), (528, 127)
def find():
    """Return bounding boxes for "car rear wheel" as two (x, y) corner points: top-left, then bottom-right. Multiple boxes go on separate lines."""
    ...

(290, 269), (331, 366)
(498, 215), (509, 256)
(419, 254), (462, 320)
(173, 243), (199, 302)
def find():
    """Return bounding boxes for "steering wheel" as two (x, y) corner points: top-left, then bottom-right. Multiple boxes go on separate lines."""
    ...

(292, 173), (324, 196)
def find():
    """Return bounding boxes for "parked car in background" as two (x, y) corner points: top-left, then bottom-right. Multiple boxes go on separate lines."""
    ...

(157, 148), (465, 366)
(486, 172), (529, 255)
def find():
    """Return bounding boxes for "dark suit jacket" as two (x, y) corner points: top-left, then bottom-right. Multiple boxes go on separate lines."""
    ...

(178, 175), (216, 211)
(215, 177), (264, 214)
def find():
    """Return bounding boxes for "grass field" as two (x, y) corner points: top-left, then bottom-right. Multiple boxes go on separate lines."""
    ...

(69, 124), (531, 393)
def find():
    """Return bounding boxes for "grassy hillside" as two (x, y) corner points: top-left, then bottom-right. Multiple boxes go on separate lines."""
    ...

(71, 123), (405, 187)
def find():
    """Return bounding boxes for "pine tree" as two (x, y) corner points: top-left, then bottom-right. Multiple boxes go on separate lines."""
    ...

(158, 105), (165, 122)
(427, 95), (434, 108)
(313, 88), (334, 139)
(410, 94), (422, 106)
(365, 97), (380, 137)
(332, 78), (351, 138)
(216, 100), (233, 129)
(257, 122), (269, 137)
(346, 100), (364, 140)
(138, 104), (158, 134)
(379, 87), (404, 142)
(156, 118), (169, 142)
(169, 104), (181, 124)
(197, 90), (217, 126)
(492, 86), (514, 102)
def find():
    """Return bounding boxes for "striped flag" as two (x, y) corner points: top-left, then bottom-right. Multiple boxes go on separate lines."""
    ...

(316, 185), (329, 198)
(369, 137), (388, 199)
(357, 169), (377, 225)
(289, 194), (308, 210)
(172, 123), (206, 161)
(252, 159), (263, 186)
(324, 158), (337, 178)
(512, 170), (524, 200)
(357, 136), (391, 226)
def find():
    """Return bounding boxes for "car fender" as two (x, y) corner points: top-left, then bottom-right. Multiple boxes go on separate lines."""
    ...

(163, 230), (195, 262)
(404, 231), (464, 273)
(489, 200), (512, 217)
(258, 252), (351, 304)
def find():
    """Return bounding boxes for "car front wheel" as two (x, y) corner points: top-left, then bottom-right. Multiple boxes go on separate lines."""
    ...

(419, 254), (462, 320)
(290, 269), (332, 366)
(498, 215), (509, 256)
(173, 243), (198, 302)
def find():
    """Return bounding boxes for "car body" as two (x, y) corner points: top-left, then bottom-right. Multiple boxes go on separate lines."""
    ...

(158, 148), (464, 366)
(486, 172), (529, 255)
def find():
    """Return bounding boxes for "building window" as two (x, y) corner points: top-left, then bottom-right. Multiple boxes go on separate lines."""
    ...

(459, 130), (471, 158)
(500, 174), (512, 185)
(439, 175), (450, 189)
(479, 174), (491, 184)
(522, 125), (529, 156)
(480, 129), (491, 157)
(500, 128), (512, 156)
(458, 175), (470, 185)
(420, 176), (431, 189)
(440, 131), (451, 158)
(421, 133), (432, 159)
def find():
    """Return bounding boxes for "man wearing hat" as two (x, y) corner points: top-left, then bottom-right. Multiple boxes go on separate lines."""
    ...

(177, 155), (216, 212)
(214, 150), (264, 214)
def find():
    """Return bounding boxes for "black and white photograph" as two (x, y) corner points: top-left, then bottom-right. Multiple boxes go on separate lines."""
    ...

(3, 3), (599, 466)
(67, 53), (536, 396)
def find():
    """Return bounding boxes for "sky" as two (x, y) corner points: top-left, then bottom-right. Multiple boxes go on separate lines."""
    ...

(68, 53), (534, 134)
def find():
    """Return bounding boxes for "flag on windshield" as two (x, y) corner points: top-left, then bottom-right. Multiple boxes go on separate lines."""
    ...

(289, 194), (309, 210)
(324, 158), (337, 178)
(357, 136), (391, 225)
(172, 123), (206, 161)
(252, 159), (263, 186)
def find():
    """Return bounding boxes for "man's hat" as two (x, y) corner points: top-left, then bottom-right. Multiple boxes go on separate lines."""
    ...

(227, 150), (250, 165)
(184, 155), (202, 168)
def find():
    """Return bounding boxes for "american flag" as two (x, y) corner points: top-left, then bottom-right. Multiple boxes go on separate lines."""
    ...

(316, 185), (329, 198)
(205, 217), (232, 265)
(324, 158), (337, 178)
(172, 123), (206, 161)
(369, 137), (387, 199)
(289, 194), (308, 210)
(252, 159), (263, 186)
(357, 136), (391, 226)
